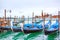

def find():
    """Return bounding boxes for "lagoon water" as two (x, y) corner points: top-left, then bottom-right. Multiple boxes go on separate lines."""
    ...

(0, 31), (60, 40)
(0, 19), (60, 40)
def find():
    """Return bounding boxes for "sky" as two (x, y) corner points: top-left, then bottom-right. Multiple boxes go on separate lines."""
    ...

(0, 0), (60, 17)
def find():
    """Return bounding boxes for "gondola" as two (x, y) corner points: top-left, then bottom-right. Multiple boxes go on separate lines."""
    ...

(0, 20), (22, 32)
(44, 20), (58, 35)
(0, 26), (22, 32)
(0, 20), (24, 32)
(11, 21), (22, 32)
(23, 20), (43, 34)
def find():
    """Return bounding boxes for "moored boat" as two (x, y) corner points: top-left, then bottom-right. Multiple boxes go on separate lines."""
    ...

(44, 20), (58, 35)
(23, 20), (43, 34)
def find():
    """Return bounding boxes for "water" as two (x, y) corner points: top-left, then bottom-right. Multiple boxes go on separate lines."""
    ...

(0, 31), (60, 40)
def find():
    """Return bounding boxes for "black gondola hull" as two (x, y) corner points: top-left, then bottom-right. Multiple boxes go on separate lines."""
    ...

(24, 29), (42, 34)
(44, 29), (58, 35)
(13, 28), (22, 32)
(0, 27), (22, 32)
(2, 27), (11, 30)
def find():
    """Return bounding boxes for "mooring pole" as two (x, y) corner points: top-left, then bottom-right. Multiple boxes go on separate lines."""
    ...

(28, 16), (29, 24)
(32, 12), (34, 27)
(4, 9), (6, 21)
(58, 11), (60, 40)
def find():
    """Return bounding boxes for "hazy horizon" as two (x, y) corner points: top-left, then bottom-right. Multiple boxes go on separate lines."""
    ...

(0, 0), (60, 17)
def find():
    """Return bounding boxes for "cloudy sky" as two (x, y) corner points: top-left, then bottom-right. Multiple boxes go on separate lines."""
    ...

(0, 0), (60, 17)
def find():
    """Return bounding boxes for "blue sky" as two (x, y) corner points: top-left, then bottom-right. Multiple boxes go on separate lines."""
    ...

(0, 0), (60, 17)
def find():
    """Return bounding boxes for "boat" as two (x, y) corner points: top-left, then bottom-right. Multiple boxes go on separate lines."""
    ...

(0, 26), (22, 32)
(0, 20), (22, 32)
(44, 20), (58, 35)
(23, 19), (43, 34)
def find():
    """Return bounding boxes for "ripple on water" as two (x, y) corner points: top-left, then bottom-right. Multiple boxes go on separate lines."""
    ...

(24, 32), (43, 40)
(0, 31), (60, 40)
